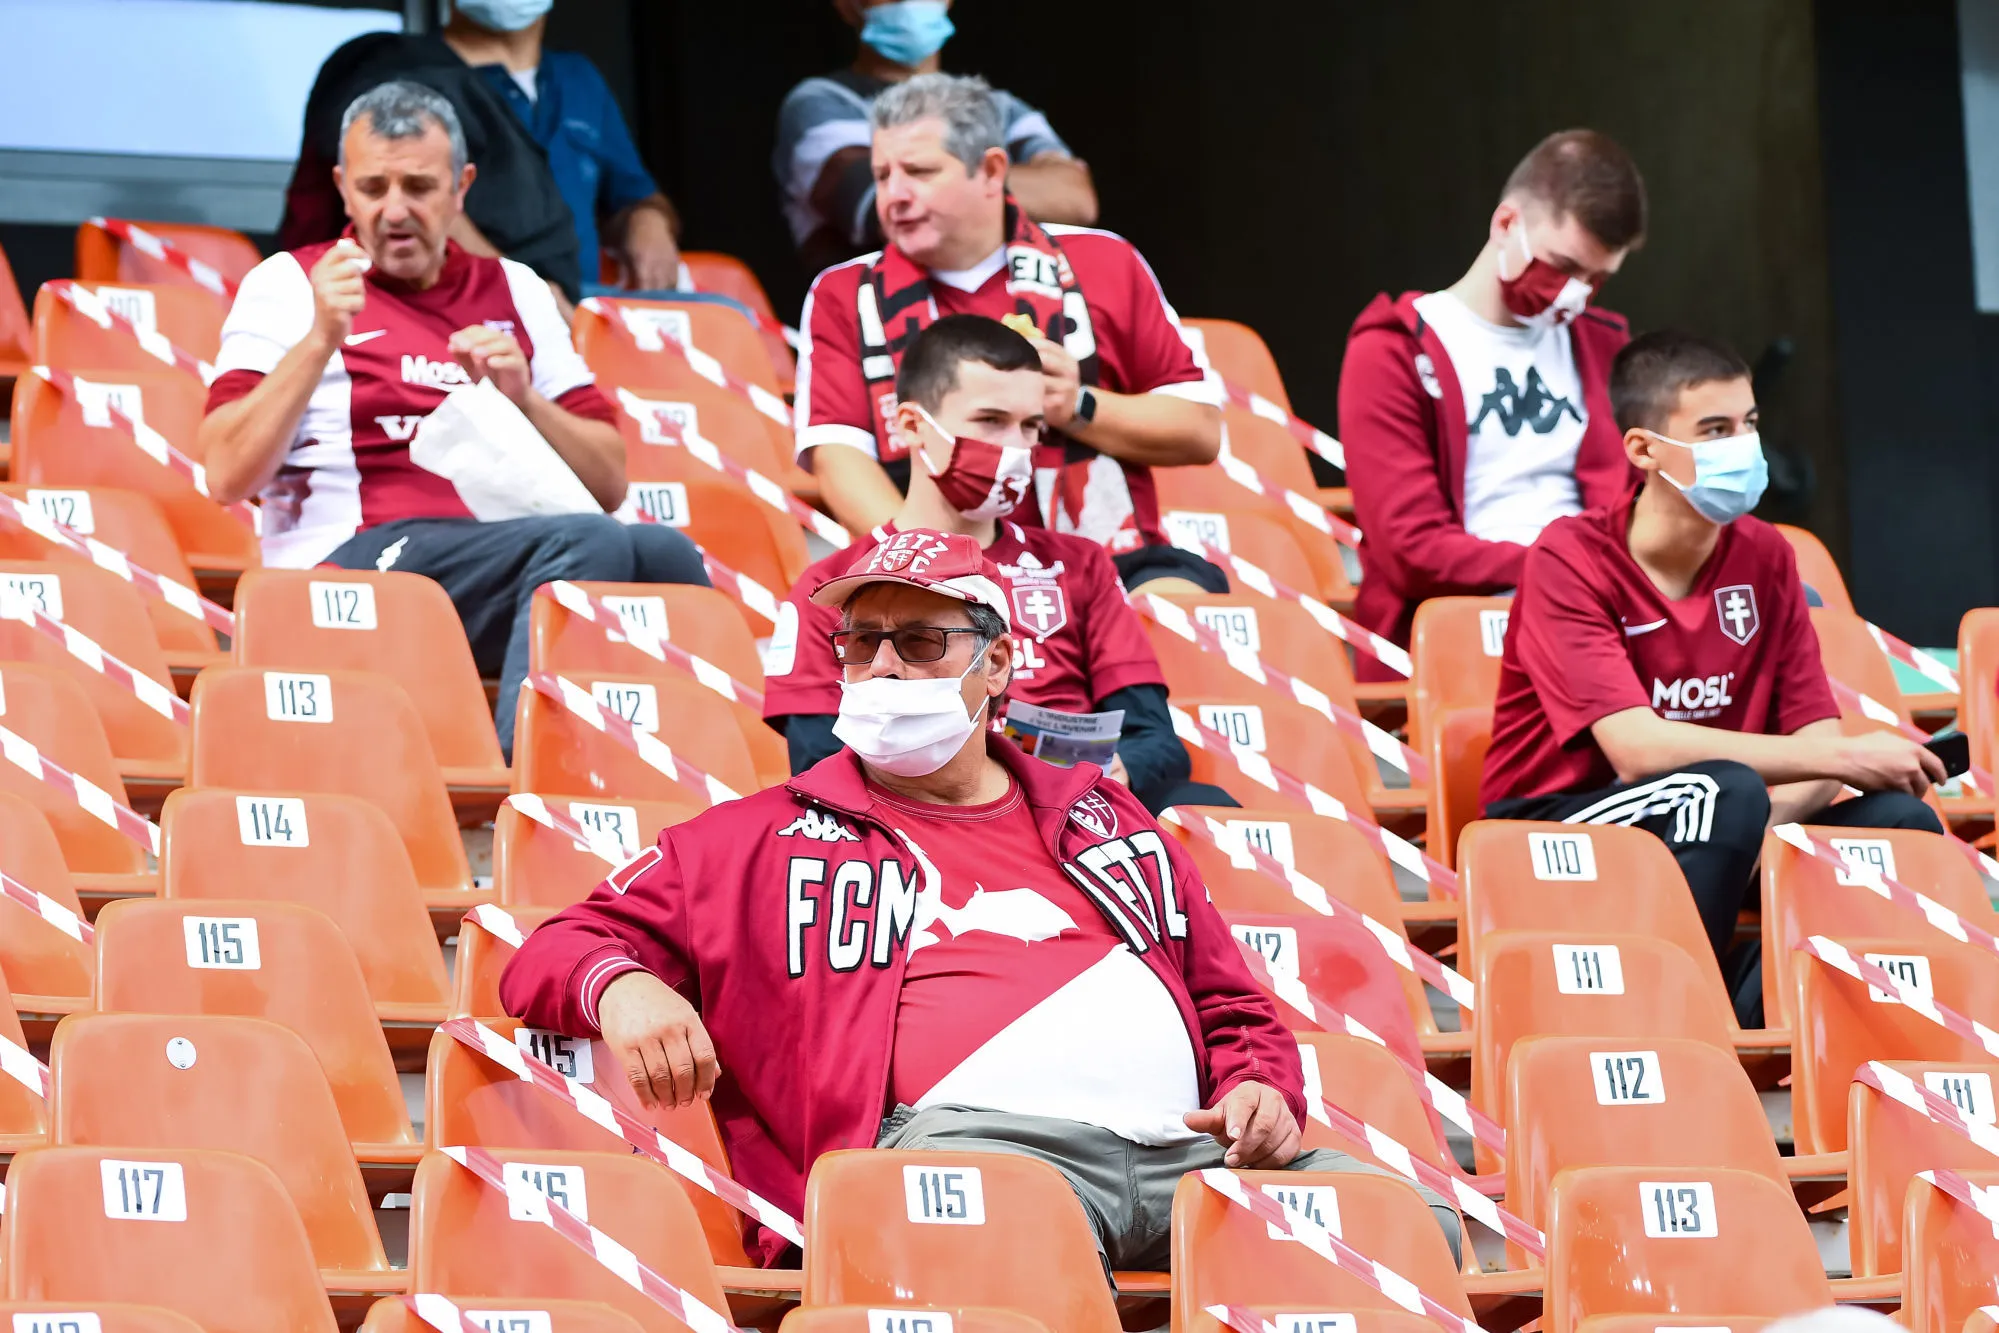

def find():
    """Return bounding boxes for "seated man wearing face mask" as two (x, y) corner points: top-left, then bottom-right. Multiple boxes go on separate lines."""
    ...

(1479, 331), (1946, 1026)
(502, 527), (1460, 1272)
(767, 314), (1221, 814)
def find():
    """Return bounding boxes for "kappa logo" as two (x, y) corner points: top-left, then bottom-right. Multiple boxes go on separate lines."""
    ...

(401, 354), (472, 390)
(1068, 791), (1118, 839)
(1011, 583), (1068, 640)
(1470, 367), (1581, 437)
(374, 414), (426, 441)
(1714, 584), (1760, 646)
(778, 809), (860, 843)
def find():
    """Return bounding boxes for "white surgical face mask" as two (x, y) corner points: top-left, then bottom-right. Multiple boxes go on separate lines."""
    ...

(834, 656), (986, 777)
(1652, 429), (1769, 525)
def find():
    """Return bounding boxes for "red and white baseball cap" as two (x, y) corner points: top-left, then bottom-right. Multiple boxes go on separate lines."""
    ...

(809, 528), (1012, 629)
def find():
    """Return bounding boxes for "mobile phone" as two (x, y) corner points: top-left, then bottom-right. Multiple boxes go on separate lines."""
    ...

(1923, 728), (1971, 779)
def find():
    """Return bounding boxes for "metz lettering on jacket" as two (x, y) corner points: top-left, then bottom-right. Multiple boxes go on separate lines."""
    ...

(1480, 493), (1839, 805)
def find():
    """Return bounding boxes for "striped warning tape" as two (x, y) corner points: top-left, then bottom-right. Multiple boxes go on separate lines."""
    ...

(1773, 822), (1999, 966)
(469, 902), (529, 949)
(86, 218), (238, 300)
(1853, 1060), (1999, 1162)
(581, 297), (792, 430)
(0, 491), (234, 634)
(1798, 935), (1999, 1060)
(0, 866), (94, 943)
(0, 720), (159, 855)
(0, 588), (188, 725)
(1218, 380), (1347, 474)
(0, 1032), (50, 1101)
(539, 581), (766, 711)
(399, 1294), (494, 1333)
(1864, 621), (1960, 696)
(525, 672), (743, 806)
(1169, 535), (1411, 678)
(43, 279), (216, 382)
(503, 793), (634, 869)
(1214, 445), (1362, 551)
(1825, 675), (1990, 796)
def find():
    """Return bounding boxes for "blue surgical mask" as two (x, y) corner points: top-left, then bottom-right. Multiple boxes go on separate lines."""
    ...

(453, 0), (552, 33)
(861, 1), (955, 66)
(1654, 429), (1768, 525)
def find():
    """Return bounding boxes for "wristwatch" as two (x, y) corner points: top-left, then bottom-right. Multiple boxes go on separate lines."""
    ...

(1074, 385), (1098, 426)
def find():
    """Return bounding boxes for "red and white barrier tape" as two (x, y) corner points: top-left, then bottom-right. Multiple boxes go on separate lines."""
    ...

(581, 298), (792, 429)
(1219, 381), (1347, 474)
(1864, 621), (1961, 696)
(1826, 675), (1991, 796)
(440, 1143), (741, 1333)
(613, 389), (849, 550)
(1198, 1169), (1485, 1333)
(620, 495), (788, 627)
(0, 491), (234, 635)
(1798, 935), (1999, 1059)
(1214, 446), (1363, 552)
(0, 866), (94, 943)
(1164, 705), (1458, 896)
(0, 590), (188, 726)
(43, 279), (216, 382)
(34, 367), (260, 533)
(540, 581), (766, 711)
(1171, 536), (1411, 678)
(503, 793), (634, 868)
(525, 672), (743, 805)
(1853, 1060), (1999, 1162)
(1137, 593), (1425, 783)
(400, 1294), (502, 1333)
(87, 218), (238, 299)
(469, 902), (529, 948)
(0, 720), (159, 855)
(442, 1017), (805, 1246)
(1917, 1166), (1999, 1239)
(1774, 822), (1999, 966)
(0, 1032), (50, 1101)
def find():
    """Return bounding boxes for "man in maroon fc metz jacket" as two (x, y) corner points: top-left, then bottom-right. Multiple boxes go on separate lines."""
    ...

(1338, 129), (1647, 677)
(503, 529), (1455, 1270)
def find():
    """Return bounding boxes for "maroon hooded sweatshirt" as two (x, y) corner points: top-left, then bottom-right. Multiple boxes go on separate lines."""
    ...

(1338, 291), (1635, 678)
(500, 736), (1306, 1266)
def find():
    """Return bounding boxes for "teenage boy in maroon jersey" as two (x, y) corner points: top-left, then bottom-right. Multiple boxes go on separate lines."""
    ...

(1479, 330), (1944, 1024)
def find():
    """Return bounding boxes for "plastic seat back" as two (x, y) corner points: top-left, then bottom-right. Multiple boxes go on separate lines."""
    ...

(0, 241), (30, 375)
(1175, 803), (1400, 917)
(1811, 606), (1910, 726)
(0, 961), (49, 1147)
(618, 471), (809, 599)
(1504, 1035), (1786, 1237)
(1575, 1319), (1780, 1333)
(1544, 1165), (1830, 1333)
(188, 666), (471, 896)
(451, 904), (557, 1020)
(93, 898), (417, 1155)
(1296, 1032), (1452, 1172)
(1459, 820), (1728, 1007)
(1761, 825), (1997, 1033)
(1958, 608), (1999, 783)
(1221, 908), (1429, 1067)
(8, 368), (257, 570)
(575, 298), (791, 467)
(1159, 504), (1323, 599)
(0, 791), (95, 1009)
(1409, 597), (1511, 751)
(680, 250), (795, 392)
(1791, 938), (1999, 1154)
(1775, 524), (1854, 613)
(803, 1149), (1123, 1333)
(1181, 317), (1289, 410)
(75, 221), (262, 292)
(494, 796), (696, 910)
(530, 580), (765, 686)
(1849, 1058), (1999, 1277)
(608, 366), (799, 485)
(1222, 411), (1321, 494)
(1902, 1167), (1999, 1333)
(33, 281), (227, 367)
(1428, 707), (1492, 872)
(512, 670), (761, 804)
(1169, 1169), (1470, 1333)
(1176, 689), (1375, 819)
(362, 1296), (647, 1332)
(160, 788), (448, 1013)
(409, 1147), (731, 1333)
(2, 1144), (338, 1333)
(1153, 480), (1352, 606)
(231, 569), (503, 778)
(0, 1304), (206, 1333)
(1155, 592), (1360, 713)
(781, 1308), (1050, 1333)
(0, 663), (146, 874)
(0, 558), (185, 771)
(50, 1012), (388, 1277)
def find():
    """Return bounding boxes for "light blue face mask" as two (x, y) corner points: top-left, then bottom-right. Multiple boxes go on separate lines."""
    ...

(861, 0), (955, 66)
(1655, 429), (1769, 525)
(453, 0), (552, 33)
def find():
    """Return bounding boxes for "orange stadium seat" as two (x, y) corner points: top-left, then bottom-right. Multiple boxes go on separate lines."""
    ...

(1409, 596), (1510, 753)
(1575, 1320), (1781, 1333)
(1152, 590), (1361, 714)
(1176, 800), (1405, 917)
(32, 281), (227, 368)
(1221, 907), (1434, 1066)
(2, 1144), (339, 1333)
(1296, 1031), (1454, 1175)
(1812, 604), (1912, 726)
(0, 662), (149, 879)
(803, 1149), (1123, 1333)
(681, 250), (797, 393)
(1759, 825), (1996, 1034)
(530, 579), (765, 685)
(8, 367), (259, 574)
(1543, 1165), (1830, 1333)
(0, 482), (223, 670)
(1848, 1058), (1999, 1278)
(1223, 411), (1322, 495)
(0, 557), (186, 790)
(451, 903), (556, 1019)
(1790, 937), (1999, 1155)
(608, 383), (805, 507)
(230, 568), (507, 792)
(424, 1019), (754, 1268)
(0, 792), (95, 1017)
(0, 1304), (206, 1333)
(159, 788), (449, 1022)
(781, 1307), (1051, 1333)
(1503, 1036), (1787, 1241)
(1775, 523), (1854, 614)
(1175, 689), (1378, 821)
(50, 1012), (399, 1294)
(512, 670), (761, 804)
(94, 897), (421, 1164)
(494, 795), (697, 909)
(1901, 1168), (1999, 1333)
(1958, 608), (1999, 797)
(619, 473), (811, 607)
(1169, 1169), (1471, 1333)
(74, 220), (262, 293)
(362, 1296), (647, 1333)
(1156, 498), (1351, 607)
(409, 1147), (732, 1333)
(1182, 317), (1290, 410)
(188, 666), (476, 908)
(0, 963), (49, 1153)
(1426, 706), (1491, 871)
(0, 240), (32, 384)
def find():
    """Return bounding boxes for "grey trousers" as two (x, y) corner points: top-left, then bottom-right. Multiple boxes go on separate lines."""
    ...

(877, 1103), (1462, 1273)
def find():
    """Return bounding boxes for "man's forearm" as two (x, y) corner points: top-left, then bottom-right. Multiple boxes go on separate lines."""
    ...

(523, 394), (627, 510)
(1592, 707), (1837, 786)
(1008, 155), (1098, 226)
(1065, 394), (1221, 468)
(1768, 777), (1843, 826)
(199, 332), (339, 503)
(810, 443), (907, 533)
(449, 212), (502, 258)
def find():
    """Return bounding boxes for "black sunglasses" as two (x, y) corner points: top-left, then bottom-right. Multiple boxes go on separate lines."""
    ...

(829, 625), (988, 666)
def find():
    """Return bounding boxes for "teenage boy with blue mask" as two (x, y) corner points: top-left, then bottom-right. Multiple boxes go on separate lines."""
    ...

(775, 0), (1097, 271)
(1478, 330), (1944, 1026)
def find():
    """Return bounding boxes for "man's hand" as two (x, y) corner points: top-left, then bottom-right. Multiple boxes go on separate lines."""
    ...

(1104, 753), (1130, 786)
(596, 970), (719, 1111)
(1030, 336), (1082, 431)
(448, 323), (533, 406)
(1184, 1081), (1303, 1168)
(310, 239), (369, 349)
(1827, 730), (1947, 797)
(622, 203), (683, 292)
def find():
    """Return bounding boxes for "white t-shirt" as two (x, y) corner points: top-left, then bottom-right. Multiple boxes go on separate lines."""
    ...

(509, 67), (539, 103)
(1412, 290), (1587, 546)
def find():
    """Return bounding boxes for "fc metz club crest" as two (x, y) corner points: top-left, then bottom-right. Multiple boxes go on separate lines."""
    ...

(1070, 791), (1118, 838)
(1010, 583), (1068, 640)
(878, 547), (916, 572)
(1714, 584), (1760, 646)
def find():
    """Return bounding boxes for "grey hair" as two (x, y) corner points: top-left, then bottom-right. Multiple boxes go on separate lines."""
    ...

(871, 73), (1003, 173)
(339, 80), (467, 174)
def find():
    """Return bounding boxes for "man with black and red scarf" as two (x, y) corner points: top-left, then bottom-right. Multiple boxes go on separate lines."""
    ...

(793, 72), (1228, 595)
